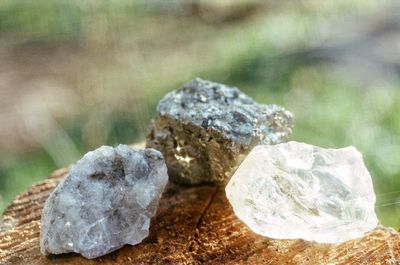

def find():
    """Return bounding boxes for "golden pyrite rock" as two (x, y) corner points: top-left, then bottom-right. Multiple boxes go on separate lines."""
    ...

(146, 78), (293, 185)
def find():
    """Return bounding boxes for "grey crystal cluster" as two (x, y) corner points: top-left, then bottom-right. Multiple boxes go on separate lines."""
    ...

(146, 78), (293, 185)
(40, 145), (168, 259)
(226, 141), (379, 243)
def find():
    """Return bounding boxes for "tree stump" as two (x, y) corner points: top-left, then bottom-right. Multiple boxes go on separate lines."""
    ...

(1, 144), (400, 264)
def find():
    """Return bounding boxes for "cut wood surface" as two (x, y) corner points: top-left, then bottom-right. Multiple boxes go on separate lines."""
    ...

(1, 145), (400, 264)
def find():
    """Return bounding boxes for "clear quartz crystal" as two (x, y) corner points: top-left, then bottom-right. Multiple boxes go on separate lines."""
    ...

(225, 141), (379, 243)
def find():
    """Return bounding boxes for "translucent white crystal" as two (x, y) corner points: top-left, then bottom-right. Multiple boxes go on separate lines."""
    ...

(40, 145), (168, 259)
(225, 141), (378, 243)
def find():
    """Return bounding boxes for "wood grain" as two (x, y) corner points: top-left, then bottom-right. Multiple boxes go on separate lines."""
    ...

(1, 158), (400, 264)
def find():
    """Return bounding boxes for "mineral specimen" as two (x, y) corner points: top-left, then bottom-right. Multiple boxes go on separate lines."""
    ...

(225, 141), (379, 243)
(40, 145), (168, 259)
(146, 78), (293, 185)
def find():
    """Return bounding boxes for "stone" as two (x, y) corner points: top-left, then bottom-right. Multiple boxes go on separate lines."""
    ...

(146, 78), (293, 185)
(225, 141), (379, 243)
(40, 145), (168, 259)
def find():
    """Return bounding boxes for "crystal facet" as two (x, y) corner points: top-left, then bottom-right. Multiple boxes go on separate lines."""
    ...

(147, 78), (293, 185)
(225, 141), (379, 243)
(40, 145), (168, 259)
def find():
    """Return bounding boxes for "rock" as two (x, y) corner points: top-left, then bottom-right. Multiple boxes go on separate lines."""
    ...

(40, 145), (168, 259)
(225, 141), (379, 243)
(146, 78), (293, 185)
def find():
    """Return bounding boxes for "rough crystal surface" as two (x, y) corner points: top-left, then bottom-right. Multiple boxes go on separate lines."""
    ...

(146, 78), (293, 185)
(40, 145), (168, 259)
(226, 141), (379, 243)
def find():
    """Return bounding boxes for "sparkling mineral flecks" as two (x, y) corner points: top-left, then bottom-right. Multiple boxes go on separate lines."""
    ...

(146, 78), (293, 185)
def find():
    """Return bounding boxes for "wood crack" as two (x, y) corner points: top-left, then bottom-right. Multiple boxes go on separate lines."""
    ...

(187, 186), (218, 254)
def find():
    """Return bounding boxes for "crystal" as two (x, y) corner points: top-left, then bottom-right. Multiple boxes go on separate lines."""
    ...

(225, 141), (379, 243)
(40, 145), (168, 259)
(146, 78), (293, 185)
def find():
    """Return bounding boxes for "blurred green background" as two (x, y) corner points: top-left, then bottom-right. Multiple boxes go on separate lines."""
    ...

(0, 0), (399, 228)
